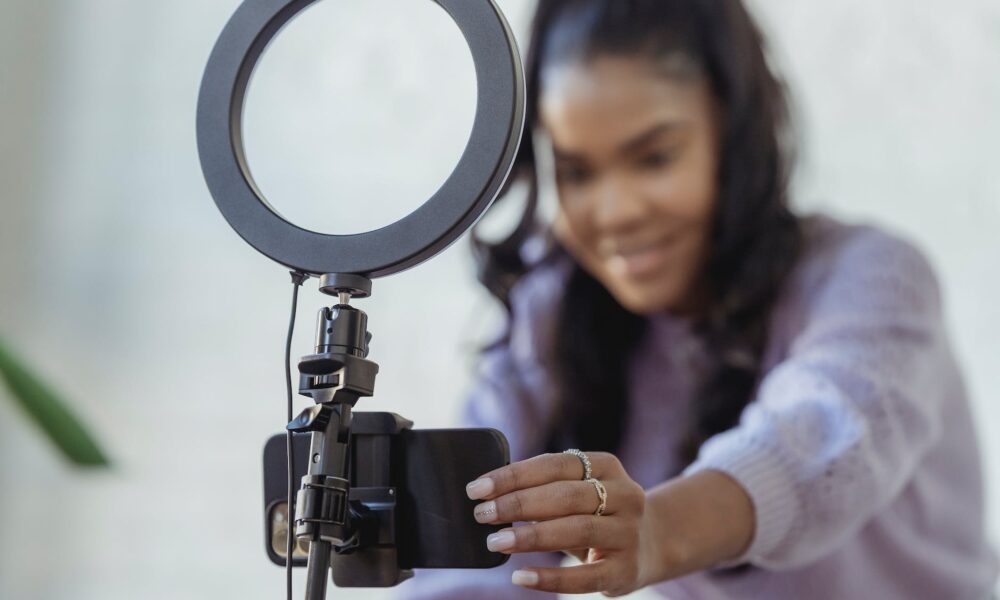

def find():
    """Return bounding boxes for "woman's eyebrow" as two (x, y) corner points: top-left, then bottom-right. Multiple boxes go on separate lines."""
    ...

(616, 121), (688, 155)
(552, 147), (588, 163)
(552, 121), (690, 162)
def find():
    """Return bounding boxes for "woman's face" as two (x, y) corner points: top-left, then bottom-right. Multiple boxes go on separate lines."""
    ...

(540, 56), (721, 316)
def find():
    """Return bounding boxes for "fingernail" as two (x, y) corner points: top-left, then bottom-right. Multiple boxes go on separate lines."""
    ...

(486, 530), (516, 552)
(466, 477), (494, 500)
(474, 501), (497, 523)
(511, 570), (539, 587)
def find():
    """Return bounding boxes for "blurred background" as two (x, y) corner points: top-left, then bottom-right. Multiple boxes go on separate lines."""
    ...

(1, 0), (997, 598)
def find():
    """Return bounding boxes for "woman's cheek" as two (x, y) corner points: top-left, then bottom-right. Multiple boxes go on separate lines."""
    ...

(553, 202), (599, 260)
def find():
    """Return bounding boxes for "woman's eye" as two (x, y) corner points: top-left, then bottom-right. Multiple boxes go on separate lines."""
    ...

(557, 164), (593, 185)
(636, 151), (675, 170)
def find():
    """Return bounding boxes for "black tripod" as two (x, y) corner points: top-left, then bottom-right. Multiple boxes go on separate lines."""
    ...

(286, 274), (379, 600)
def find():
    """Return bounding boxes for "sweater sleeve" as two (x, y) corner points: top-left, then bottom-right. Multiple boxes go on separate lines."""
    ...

(395, 267), (566, 599)
(684, 227), (949, 570)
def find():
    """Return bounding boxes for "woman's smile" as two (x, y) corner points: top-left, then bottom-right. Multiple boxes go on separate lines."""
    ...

(604, 235), (677, 279)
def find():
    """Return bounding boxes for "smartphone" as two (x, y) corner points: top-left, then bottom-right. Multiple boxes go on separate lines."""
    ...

(263, 413), (511, 576)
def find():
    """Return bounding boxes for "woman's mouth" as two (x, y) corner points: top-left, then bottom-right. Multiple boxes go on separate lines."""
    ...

(605, 238), (674, 279)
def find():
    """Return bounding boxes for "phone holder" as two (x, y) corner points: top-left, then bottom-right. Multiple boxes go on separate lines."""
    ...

(196, 0), (525, 597)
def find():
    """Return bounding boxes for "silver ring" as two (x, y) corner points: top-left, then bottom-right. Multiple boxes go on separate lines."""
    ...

(587, 478), (608, 516)
(563, 449), (592, 480)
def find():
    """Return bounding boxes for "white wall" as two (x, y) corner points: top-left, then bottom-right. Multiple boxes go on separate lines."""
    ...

(0, 1), (996, 598)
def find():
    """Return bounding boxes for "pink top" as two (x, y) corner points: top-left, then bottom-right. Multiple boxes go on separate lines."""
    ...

(397, 215), (998, 599)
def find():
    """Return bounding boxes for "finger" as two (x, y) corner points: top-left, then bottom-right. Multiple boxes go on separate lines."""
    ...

(511, 562), (619, 595)
(467, 451), (621, 500)
(562, 548), (589, 563)
(484, 516), (631, 554)
(474, 479), (627, 524)
(563, 547), (610, 564)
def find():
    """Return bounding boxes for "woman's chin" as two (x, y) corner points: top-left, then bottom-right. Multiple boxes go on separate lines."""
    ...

(608, 280), (687, 317)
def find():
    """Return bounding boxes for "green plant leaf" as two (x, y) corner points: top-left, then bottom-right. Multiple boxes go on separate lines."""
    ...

(0, 337), (111, 467)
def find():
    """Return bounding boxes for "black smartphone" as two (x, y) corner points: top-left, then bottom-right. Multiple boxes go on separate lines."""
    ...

(263, 414), (510, 575)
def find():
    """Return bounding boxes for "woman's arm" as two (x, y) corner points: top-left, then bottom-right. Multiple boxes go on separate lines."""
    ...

(640, 470), (755, 581)
(682, 227), (948, 568)
(467, 227), (953, 594)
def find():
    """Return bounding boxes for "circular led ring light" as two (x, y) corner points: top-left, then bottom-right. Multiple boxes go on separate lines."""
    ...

(197, 0), (525, 277)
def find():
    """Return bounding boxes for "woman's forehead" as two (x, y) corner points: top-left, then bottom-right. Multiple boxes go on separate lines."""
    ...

(540, 57), (713, 155)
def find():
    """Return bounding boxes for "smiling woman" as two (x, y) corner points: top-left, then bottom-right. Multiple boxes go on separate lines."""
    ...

(395, 0), (997, 599)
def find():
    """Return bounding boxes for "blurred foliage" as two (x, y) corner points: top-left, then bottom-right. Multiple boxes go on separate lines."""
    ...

(0, 337), (110, 467)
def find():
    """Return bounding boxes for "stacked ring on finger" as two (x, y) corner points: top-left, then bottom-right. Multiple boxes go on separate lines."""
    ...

(586, 478), (608, 516)
(563, 449), (593, 480)
(563, 450), (607, 516)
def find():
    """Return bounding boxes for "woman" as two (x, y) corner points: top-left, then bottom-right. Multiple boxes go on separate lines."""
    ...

(400, 1), (997, 598)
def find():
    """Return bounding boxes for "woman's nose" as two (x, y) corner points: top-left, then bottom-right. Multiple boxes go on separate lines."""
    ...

(592, 176), (648, 232)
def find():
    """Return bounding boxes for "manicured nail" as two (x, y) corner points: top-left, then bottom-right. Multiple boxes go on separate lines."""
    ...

(474, 500), (497, 523)
(486, 530), (516, 552)
(466, 477), (494, 500)
(511, 570), (539, 587)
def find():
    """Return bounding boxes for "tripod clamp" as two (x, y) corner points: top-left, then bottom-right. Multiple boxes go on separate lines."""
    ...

(287, 273), (400, 596)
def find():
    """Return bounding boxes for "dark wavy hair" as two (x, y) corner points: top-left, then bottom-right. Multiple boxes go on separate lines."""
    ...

(472, 0), (802, 466)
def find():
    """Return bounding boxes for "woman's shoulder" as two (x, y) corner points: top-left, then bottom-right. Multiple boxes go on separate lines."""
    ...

(792, 213), (940, 302)
(772, 213), (943, 342)
(796, 213), (937, 281)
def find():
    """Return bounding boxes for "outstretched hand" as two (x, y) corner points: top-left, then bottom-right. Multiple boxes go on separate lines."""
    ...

(465, 451), (659, 596)
(466, 452), (756, 596)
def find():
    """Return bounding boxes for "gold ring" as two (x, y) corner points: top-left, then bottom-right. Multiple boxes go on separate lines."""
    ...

(587, 478), (607, 516)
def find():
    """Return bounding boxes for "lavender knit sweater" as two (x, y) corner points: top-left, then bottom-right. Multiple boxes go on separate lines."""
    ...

(397, 215), (998, 599)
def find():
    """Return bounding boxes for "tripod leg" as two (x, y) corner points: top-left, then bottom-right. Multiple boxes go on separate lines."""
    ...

(293, 404), (352, 599)
(304, 541), (332, 600)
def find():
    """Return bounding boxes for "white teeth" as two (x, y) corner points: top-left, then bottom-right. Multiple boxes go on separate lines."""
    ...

(608, 255), (628, 276)
(607, 242), (667, 277)
(600, 237), (663, 258)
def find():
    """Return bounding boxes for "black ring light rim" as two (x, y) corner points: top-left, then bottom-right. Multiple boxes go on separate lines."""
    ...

(197, 0), (525, 278)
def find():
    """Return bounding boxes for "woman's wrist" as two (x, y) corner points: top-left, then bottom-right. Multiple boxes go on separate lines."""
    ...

(639, 469), (756, 585)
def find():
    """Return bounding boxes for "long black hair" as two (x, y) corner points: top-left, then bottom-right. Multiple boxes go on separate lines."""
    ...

(472, 0), (802, 466)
